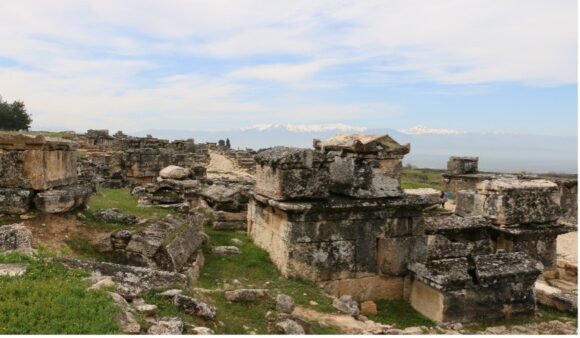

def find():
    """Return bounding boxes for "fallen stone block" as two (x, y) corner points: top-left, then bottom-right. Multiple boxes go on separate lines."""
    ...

(148, 317), (184, 335)
(57, 258), (188, 297)
(0, 263), (27, 276)
(94, 208), (138, 224)
(212, 246), (240, 256)
(332, 295), (360, 316)
(33, 184), (93, 213)
(0, 223), (33, 254)
(276, 294), (295, 314)
(225, 288), (269, 302)
(535, 280), (577, 313)
(276, 319), (305, 334)
(160, 165), (191, 180)
(173, 294), (217, 320)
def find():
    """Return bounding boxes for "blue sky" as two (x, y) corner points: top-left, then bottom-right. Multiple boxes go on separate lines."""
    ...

(0, 0), (576, 136)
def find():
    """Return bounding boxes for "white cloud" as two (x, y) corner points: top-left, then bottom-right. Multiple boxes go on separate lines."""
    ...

(0, 0), (575, 132)
(398, 125), (466, 135)
(241, 123), (367, 132)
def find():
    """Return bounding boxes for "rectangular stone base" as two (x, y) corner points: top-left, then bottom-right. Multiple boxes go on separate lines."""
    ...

(409, 280), (537, 324)
(320, 275), (404, 302)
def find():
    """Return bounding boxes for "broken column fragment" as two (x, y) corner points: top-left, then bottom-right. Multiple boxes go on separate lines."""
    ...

(314, 134), (410, 198)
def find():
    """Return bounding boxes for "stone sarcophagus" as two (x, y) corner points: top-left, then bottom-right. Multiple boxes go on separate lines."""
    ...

(447, 156), (479, 175)
(249, 134), (433, 301)
(314, 134), (410, 198)
(409, 252), (542, 324)
(254, 147), (330, 201)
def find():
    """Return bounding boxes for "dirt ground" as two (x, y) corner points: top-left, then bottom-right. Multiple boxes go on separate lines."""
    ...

(21, 213), (104, 252)
(206, 151), (253, 181)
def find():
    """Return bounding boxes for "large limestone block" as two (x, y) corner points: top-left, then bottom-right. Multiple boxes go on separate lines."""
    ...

(476, 178), (561, 225)
(0, 134), (78, 190)
(33, 184), (92, 213)
(255, 147), (330, 201)
(0, 188), (34, 214)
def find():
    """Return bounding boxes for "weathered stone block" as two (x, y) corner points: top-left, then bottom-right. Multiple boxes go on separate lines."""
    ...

(409, 253), (542, 324)
(0, 188), (34, 214)
(154, 215), (205, 271)
(455, 190), (486, 217)
(314, 134), (410, 198)
(476, 178), (560, 225)
(0, 223), (33, 254)
(0, 135), (78, 190)
(255, 147), (330, 200)
(447, 156), (478, 175)
(33, 184), (92, 213)
(326, 155), (403, 198)
(377, 235), (427, 276)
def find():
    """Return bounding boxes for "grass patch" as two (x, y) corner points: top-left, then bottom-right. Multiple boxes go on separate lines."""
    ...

(178, 226), (339, 333)
(0, 253), (121, 334)
(401, 166), (444, 191)
(82, 188), (173, 231)
(367, 299), (436, 329)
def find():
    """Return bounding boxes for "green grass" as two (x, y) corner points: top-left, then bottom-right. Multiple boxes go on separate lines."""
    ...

(0, 252), (121, 334)
(141, 226), (337, 334)
(368, 300), (436, 329)
(82, 188), (173, 231)
(401, 166), (444, 191)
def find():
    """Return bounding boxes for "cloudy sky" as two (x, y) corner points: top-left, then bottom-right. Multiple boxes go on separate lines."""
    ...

(0, 0), (576, 135)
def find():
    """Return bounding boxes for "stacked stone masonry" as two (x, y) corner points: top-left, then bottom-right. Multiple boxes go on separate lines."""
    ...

(249, 136), (571, 325)
(0, 134), (92, 215)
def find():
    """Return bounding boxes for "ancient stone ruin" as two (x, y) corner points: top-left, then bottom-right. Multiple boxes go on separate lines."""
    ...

(0, 134), (93, 215)
(248, 134), (575, 324)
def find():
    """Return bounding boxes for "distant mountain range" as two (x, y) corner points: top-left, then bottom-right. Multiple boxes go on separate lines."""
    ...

(134, 125), (578, 174)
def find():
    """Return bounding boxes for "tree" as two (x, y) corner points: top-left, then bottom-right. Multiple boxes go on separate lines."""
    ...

(218, 139), (225, 148)
(226, 138), (231, 149)
(0, 97), (32, 131)
(186, 138), (196, 153)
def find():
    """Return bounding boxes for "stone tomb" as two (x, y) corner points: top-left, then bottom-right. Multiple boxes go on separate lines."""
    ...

(250, 135), (556, 325)
(249, 135), (431, 301)
(409, 252), (542, 324)
(314, 134), (410, 198)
